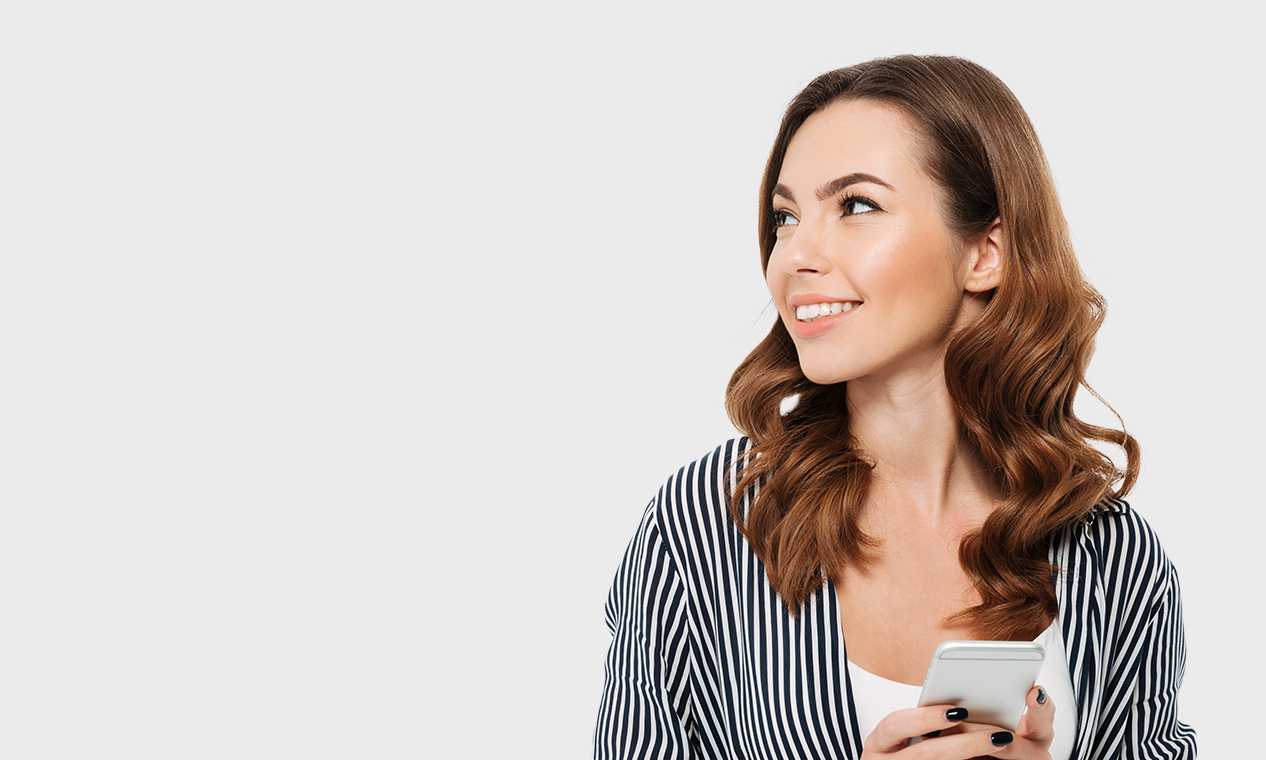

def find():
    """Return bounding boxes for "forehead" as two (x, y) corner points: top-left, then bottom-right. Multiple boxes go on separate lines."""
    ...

(778, 100), (929, 192)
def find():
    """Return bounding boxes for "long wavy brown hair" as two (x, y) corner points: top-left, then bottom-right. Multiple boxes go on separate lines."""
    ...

(725, 55), (1139, 640)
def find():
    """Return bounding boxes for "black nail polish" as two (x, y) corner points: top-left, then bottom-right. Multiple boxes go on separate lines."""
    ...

(921, 729), (943, 738)
(945, 707), (968, 722)
(991, 731), (1014, 746)
(1037, 688), (1047, 704)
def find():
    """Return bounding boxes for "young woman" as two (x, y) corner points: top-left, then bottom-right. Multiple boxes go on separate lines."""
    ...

(595, 56), (1194, 760)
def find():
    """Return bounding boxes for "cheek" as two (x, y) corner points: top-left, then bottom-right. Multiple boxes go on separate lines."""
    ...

(765, 272), (789, 324)
(860, 226), (960, 302)
(764, 259), (786, 300)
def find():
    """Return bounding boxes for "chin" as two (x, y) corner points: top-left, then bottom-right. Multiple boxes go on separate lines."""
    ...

(797, 361), (854, 386)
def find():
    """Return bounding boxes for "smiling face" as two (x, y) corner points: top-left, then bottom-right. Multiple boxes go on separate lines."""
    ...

(766, 99), (999, 388)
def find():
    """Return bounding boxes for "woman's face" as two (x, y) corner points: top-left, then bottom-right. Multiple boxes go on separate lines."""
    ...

(767, 99), (991, 387)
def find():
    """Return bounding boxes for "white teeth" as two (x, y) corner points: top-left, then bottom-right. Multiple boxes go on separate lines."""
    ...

(796, 301), (857, 322)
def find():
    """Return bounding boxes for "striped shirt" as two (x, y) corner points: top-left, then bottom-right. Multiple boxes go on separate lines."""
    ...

(595, 438), (1196, 759)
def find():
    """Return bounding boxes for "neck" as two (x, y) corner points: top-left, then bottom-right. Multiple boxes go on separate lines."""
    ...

(846, 365), (995, 524)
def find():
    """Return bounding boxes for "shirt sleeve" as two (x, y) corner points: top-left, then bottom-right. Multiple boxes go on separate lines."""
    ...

(1120, 560), (1197, 759)
(594, 501), (695, 760)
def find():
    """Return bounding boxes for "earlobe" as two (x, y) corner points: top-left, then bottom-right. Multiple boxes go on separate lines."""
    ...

(964, 218), (1004, 293)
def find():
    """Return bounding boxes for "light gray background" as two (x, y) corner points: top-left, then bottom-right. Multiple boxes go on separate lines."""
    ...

(2, 1), (1258, 757)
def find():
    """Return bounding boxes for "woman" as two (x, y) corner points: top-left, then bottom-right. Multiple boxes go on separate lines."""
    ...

(595, 56), (1194, 760)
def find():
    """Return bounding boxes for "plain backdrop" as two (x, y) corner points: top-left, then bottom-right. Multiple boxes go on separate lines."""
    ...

(1, 1), (1259, 757)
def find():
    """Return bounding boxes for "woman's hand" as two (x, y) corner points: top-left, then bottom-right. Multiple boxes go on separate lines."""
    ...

(860, 686), (1054, 759)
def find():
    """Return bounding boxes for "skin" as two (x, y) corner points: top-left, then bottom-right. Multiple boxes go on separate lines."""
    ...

(864, 686), (1055, 758)
(766, 99), (1054, 758)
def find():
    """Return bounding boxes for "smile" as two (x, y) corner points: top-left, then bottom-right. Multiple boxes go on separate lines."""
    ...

(795, 301), (860, 322)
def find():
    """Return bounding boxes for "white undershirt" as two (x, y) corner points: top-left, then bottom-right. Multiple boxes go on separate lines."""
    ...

(847, 621), (1076, 760)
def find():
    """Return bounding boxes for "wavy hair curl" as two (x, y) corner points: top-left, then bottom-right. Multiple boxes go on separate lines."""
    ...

(725, 55), (1138, 639)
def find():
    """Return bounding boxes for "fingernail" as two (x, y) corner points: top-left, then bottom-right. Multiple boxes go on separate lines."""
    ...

(921, 729), (943, 738)
(991, 731), (1014, 746)
(1037, 687), (1047, 704)
(945, 707), (968, 722)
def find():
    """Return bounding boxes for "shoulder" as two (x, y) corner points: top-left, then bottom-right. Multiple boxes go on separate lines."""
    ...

(1051, 497), (1180, 603)
(648, 438), (752, 515)
(618, 437), (753, 559)
(1067, 498), (1171, 561)
(649, 436), (751, 510)
(642, 437), (754, 562)
(606, 439), (756, 626)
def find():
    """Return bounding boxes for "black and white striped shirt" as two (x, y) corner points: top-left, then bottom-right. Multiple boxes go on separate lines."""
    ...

(595, 438), (1195, 759)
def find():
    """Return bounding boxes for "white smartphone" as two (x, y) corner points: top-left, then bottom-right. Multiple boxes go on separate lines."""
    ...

(916, 641), (1044, 731)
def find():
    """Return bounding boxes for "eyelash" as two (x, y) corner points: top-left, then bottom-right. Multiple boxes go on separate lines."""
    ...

(771, 195), (882, 228)
(773, 210), (796, 228)
(839, 194), (881, 216)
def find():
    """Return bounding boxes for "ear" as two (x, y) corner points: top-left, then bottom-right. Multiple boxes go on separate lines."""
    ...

(963, 217), (1004, 294)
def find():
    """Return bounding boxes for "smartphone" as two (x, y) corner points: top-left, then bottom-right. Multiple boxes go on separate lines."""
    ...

(916, 641), (1044, 731)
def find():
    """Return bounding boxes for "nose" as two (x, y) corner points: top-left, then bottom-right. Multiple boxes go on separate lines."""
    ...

(775, 218), (832, 278)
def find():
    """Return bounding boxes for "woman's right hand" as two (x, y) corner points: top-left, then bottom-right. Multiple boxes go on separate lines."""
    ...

(860, 686), (1054, 759)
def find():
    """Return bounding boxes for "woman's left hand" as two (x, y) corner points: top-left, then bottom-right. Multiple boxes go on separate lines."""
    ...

(949, 685), (1055, 759)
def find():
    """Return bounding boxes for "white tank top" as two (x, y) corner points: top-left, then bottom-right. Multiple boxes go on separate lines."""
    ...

(847, 620), (1076, 760)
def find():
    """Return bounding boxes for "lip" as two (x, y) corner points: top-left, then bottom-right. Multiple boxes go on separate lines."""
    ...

(787, 293), (862, 338)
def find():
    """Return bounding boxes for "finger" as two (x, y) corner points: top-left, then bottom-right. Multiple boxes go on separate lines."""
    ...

(1015, 684), (1055, 746)
(864, 705), (970, 751)
(908, 725), (1017, 757)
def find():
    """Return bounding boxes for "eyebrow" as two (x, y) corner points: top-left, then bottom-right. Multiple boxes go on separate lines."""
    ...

(772, 172), (896, 203)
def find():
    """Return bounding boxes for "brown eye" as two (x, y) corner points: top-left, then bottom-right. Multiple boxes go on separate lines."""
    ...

(773, 210), (799, 228)
(840, 197), (880, 216)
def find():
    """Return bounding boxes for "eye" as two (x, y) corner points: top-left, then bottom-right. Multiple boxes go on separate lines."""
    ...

(840, 196), (881, 217)
(773, 209), (799, 228)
